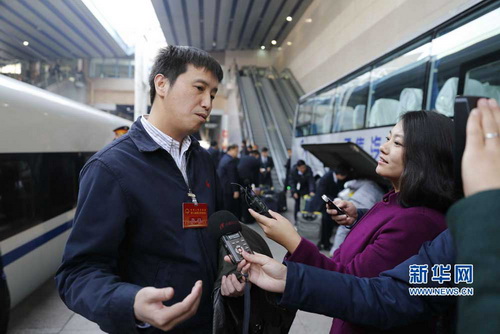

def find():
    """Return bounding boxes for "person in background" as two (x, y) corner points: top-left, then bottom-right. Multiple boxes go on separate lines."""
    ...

(240, 139), (249, 156)
(249, 110), (457, 333)
(207, 140), (222, 168)
(289, 160), (316, 222)
(56, 46), (243, 334)
(113, 125), (129, 140)
(218, 144), (240, 216)
(230, 98), (500, 334)
(330, 178), (385, 254)
(259, 147), (274, 188)
(0, 248), (10, 333)
(237, 150), (261, 224)
(284, 148), (292, 192)
(312, 164), (352, 251)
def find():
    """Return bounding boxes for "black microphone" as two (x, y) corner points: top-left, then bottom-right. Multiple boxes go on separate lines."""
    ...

(208, 210), (252, 264)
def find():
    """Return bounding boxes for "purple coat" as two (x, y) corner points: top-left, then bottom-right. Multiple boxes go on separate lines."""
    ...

(285, 191), (447, 333)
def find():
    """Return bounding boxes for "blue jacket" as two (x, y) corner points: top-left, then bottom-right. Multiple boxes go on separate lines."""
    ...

(55, 120), (223, 333)
(289, 165), (316, 196)
(280, 229), (457, 330)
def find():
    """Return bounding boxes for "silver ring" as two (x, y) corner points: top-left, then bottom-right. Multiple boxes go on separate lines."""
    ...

(485, 132), (499, 139)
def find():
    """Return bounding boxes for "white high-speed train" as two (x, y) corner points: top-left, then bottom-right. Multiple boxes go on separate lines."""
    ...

(0, 74), (132, 308)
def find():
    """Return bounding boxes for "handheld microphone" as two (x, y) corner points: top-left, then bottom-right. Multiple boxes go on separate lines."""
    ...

(208, 210), (253, 264)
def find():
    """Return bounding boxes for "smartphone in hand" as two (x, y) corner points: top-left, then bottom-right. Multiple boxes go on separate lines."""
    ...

(321, 195), (347, 216)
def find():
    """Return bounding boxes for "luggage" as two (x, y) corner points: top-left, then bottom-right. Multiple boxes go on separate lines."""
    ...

(262, 192), (279, 212)
(277, 190), (287, 212)
(296, 211), (322, 244)
(300, 195), (314, 212)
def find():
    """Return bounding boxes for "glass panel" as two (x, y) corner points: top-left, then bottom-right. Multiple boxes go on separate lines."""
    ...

(0, 160), (37, 239)
(429, 4), (500, 116)
(310, 88), (335, 135)
(465, 59), (500, 101)
(367, 40), (431, 127)
(295, 99), (314, 137)
(332, 71), (370, 132)
(89, 58), (135, 78)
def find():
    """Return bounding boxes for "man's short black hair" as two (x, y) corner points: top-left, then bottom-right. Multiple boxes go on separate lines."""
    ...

(227, 144), (239, 151)
(149, 45), (224, 104)
(296, 160), (306, 167)
(261, 147), (269, 152)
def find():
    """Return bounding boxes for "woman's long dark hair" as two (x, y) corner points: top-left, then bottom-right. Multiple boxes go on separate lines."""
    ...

(398, 111), (458, 213)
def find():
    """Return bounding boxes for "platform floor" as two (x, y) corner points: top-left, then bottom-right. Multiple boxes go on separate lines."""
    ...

(8, 196), (332, 333)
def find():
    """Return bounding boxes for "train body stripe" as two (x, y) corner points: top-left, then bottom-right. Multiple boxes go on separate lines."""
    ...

(2, 220), (73, 267)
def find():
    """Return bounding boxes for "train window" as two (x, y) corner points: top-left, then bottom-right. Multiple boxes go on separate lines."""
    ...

(295, 99), (315, 137)
(366, 38), (431, 127)
(464, 60), (500, 101)
(332, 71), (370, 132)
(0, 153), (90, 241)
(310, 88), (335, 135)
(429, 3), (500, 116)
(0, 159), (37, 240)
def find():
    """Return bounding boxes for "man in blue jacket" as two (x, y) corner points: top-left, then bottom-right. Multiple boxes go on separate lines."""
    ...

(56, 46), (243, 333)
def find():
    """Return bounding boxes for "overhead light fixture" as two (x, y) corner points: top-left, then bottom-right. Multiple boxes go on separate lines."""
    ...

(271, 40), (277, 45)
(212, 41), (216, 47)
(260, 45), (266, 50)
(23, 41), (29, 46)
(287, 41), (292, 46)
(286, 16), (292, 22)
(305, 18), (312, 23)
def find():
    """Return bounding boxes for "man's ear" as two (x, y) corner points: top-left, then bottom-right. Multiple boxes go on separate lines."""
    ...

(154, 74), (170, 98)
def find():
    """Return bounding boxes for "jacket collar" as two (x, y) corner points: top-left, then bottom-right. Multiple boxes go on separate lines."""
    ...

(382, 189), (399, 203)
(129, 117), (200, 153)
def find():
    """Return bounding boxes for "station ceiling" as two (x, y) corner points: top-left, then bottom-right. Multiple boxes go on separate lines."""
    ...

(151, 0), (312, 51)
(0, 0), (129, 62)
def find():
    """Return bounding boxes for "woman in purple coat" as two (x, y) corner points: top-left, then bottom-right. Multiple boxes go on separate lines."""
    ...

(249, 111), (458, 333)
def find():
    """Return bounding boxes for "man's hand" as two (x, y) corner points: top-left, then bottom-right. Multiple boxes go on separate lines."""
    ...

(249, 209), (302, 253)
(462, 98), (500, 197)
(293, 193), (299, 199)
(233, 191), (240, 199)
(327, 200), (357, 226)
(229, 251), (287, 293)
(134, 281), (202, 331)
(220, 274), (247, 297)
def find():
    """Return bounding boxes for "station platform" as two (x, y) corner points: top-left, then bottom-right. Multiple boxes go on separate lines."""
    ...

(7, 196), (332, 333)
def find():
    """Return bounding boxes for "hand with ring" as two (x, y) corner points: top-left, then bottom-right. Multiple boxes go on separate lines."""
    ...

(462, 98), (500, 197)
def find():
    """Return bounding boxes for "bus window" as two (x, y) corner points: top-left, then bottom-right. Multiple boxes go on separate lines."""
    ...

(332, 71), (370, 132)
(464, 60), (500, 101)
(430, 3), (500, 116)
(311, 89), (335, 135)
(295, 99), (314, 137)
(367, 39), (431, 127)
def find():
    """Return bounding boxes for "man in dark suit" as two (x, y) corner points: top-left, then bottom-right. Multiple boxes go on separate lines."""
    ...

(289, 160), (316, 222)
(217, 144), (240, 216)
(237, 150), (261, 224)
(313, 164), (352, 250)
(259, 147), (274, 188)
(207, 140), (221, 168)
